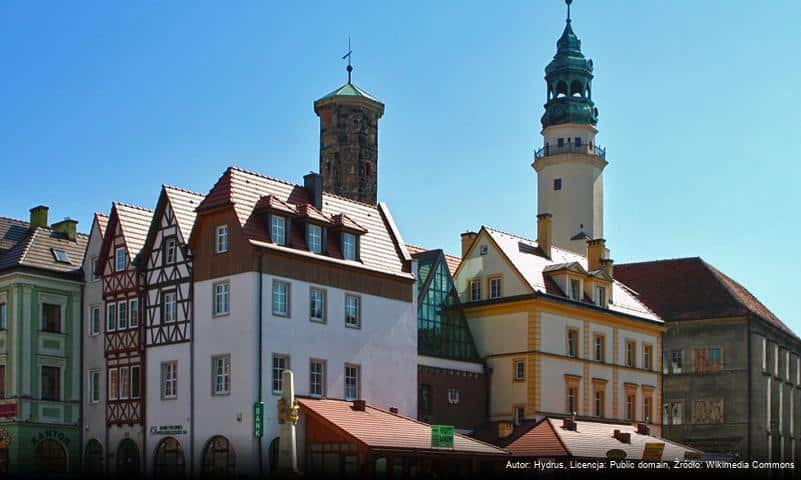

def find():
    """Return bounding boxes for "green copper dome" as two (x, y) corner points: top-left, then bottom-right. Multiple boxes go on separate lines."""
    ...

(541, 3), (598, 129)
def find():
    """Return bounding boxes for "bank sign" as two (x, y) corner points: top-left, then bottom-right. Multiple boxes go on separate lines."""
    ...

(150, 425), (188, 436)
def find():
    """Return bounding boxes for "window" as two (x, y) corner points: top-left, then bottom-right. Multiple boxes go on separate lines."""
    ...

(594, 285), (606, 307)
(567, 329), (578, 358)
(106, 303), (116, 331)
(272, 355), (289, 394)
(310, 359), (325, 397)
(594, 334), (605, 362)
(567, 386), (577, 415)
(514, 406), (525, 425)
(643, 395), (653, 423)
(130, 365), (140, 399)
(88, 369), (100, 404)
(626, 393), (635, 421)
(91, 256), (100, 281)
(41, 366), (60, 401)
(271, 216), (287, 245)
(108, 368), (119, 400)
(118, 301), (128, 330)
(643, 344), (653, 370)
(594, 388), (605, 417)
(165, 238), (177, 265)
(469, 279), (481, 302)
(51, 248), (70, 264)
(344, 364), (360, 401)
(119, 367), (130, 399)
(115, 247), (126, 272)
(342, 233), (357, 261)
(569, 278), (581, 301)
(272, 281), (290, 317)
(34, 439), (67, 474)
(129, 299), (139, 327)
(557, 137), (565, 147)
(626, 341), (636, 368)
(163, 291), (177, 323)
(41, 303), (61, 333)
(162, 362), (177, 399)
(514, 360), (525, 381)
(201, 436), (236, 476)
(0, 365), (6, 398)
(213, 282), (230, 316)
(309, 288), (325, 323)
(479, 245), (489, 255)
(671, 350), (683, 373)
(212, 356), (231, 395)
(448, 388), (460, 405)
(695, 347), (722, 373)
(215, 225), (229, 253)
(763, 338), (768, 371)
(345, 295), (360, 328)
(419, 384), (432, 416)
(489, 277), (502, 299)
(554, 178), (562, 190)
(574, 137), (582, 146)
(307, 224), (322, 253)
(89, 306), (101, 335)
(0, 302), (6, 330)
(664, 400), (683, 425)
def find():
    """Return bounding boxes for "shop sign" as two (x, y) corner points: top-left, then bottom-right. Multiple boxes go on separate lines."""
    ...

(149, 425), (187, 436)
(431, 425), (454, 449)
(0, 404), (17, 418)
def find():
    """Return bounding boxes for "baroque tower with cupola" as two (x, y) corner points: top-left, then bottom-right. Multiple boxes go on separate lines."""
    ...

(314, 64), (385, 205)
(533, 0), (607, 254)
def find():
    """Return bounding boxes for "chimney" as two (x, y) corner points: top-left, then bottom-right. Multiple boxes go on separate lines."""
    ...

(636, 422), (650, 435)
(389, 407), (398, 414)
(613, 429), (631, 444)
(498, 422), (514, 439)
(537, 213), (552, 258)
(304, 172), (323, 210)
(51, 218), (79, 241)
(586, 238), (606, 272)
(460, 231), (478, 258)
(29, 205), (49, 229)
(352, 399), (366, 411)
(600, 258), (614, 278)
(562, 417), (577, 431)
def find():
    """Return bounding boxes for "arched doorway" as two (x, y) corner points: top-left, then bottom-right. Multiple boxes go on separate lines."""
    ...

(201, 435), (236, 477)
(116, 439), (140, 477)
(153, 437), (186, 478)
(84, 439), (103, 474)
(268, 437), (280, 473)
(34, 438), (67, 474)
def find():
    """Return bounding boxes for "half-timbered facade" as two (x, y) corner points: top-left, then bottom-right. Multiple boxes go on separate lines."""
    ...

(138, 185), (204, 477)
(96, 202), (153, 476)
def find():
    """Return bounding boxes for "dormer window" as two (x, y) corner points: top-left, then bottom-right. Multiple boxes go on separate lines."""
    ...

(115, 247), (126, 272)
(165, 238), (177, 265)
(594, 285), (607, 307)
(569, 278), (581, 301)
(215, 225), (229, 253)
(51, 248), (70, 264)
(342, 233), (357, 261)
(271, 215), (287, 246)
(307, 224), (322, 254)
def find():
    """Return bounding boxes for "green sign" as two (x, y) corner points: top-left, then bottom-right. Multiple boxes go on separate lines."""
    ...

(254, 402), (264, 438)
(431, 425), (454, 449)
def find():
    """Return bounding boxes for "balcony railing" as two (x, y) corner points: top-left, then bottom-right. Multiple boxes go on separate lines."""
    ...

(534, 143), (606, 160)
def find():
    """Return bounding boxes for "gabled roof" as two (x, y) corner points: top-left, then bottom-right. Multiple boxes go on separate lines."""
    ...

(615, 257), (794, 337)
(196, 167), (410, 278)
(405, 244), (461, 277)
(163, 185), (205, 239)
(99, 203), (153, 271)
(94, 213), (109, 237)
(298, 398), (505, 456)
(0, 216), (87, 278)
(504, 418), (699, 460)
(466, 227), (659, 322)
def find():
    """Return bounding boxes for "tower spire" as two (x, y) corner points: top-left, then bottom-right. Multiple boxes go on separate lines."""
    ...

(566, 0), (572, 22)
(342, 36), (353, 84)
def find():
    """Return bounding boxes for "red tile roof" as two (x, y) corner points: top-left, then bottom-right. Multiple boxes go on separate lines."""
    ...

(298, 398), (506, 456)
(94, 213), (109, 237)
(113, 203), (154, 258)
(615, 257), (793, 336)
(163, 185), (205, 239)
(198, 167), (410, 278)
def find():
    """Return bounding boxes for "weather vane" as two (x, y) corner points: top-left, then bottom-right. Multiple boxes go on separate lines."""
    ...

(342, 36), (353, 84)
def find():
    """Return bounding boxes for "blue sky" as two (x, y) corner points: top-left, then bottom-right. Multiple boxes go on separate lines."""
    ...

(2, 1), (799, 328)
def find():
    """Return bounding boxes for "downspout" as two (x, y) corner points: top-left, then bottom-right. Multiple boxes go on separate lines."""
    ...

(189, 252), (196, 479)
(258, 249), (264, 476)
(79, 283), (85, 475)
(747, 315), (752, 460)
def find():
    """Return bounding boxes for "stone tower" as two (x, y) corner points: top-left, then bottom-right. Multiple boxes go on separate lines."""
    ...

(533, 0), (607, 254)
(314, 72), (385, 205)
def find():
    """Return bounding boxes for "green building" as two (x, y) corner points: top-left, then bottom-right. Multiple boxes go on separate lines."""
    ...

(0, 206), (87, 474)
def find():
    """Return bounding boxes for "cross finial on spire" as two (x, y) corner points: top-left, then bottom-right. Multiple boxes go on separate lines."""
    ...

(566, 0), (572, 22)
(342, 36), (353, 84)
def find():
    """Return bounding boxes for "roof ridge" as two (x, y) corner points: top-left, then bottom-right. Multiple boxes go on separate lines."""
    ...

(229, 165), (299, 188)
(163, 184), (207, 197)
(0, 215), (30, 226)
(321, 190), (380, 209)
(485, 225), (588, 259)
(15, 229), (38, 265)
(114, 201), (153, 213)
(94, 212), (109, 219)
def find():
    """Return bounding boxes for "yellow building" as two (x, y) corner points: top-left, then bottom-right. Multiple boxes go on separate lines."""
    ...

(453, 218), (663, 432)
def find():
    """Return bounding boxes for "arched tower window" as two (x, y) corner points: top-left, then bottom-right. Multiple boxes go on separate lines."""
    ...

(556, 81), (568, 98)
(570, 80), (584, 97)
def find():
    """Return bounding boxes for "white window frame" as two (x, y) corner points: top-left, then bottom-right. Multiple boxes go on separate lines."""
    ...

(88, 369), (100, 404)
(489, 276), (502, 299)
(307, 224), (322, 254)
(448, 388), (460, 405)
(569, 278), (581, 301)
(165, 238), (177, 265)
(310, 359), (326, 398)
(129, 298), (139, 327)
(345, 294), (361, 329)
(215, 225), (229, 254)
(212, 355), (231, 396)
(213, 282), (230, 317)
(108, 368), (119, 401)
(106, 303), (117, 332)
(594, 285), (606, 307)
(119, 366), (130, 400)
(162, 362), (177, 400)
(271, 215), (287, 246)
(91, 256), (100, 281)
(469, 279), (481, 302)
(272, 281), (290, 317)
(89, 305), (101, 336)
(594, 334), (604, 362)
(344, 364), (360, 401)
(514, 360), (525, 381)
(115, 247), (126, 272)
(130, 365), (141, 399)
(272, 354), (289, 395)
(117, 300), (128, 330)
(164, 291), (178, 323)
(342, 232), (357, 260)
(309, 287), (326, 323)
(626, 341), (636, 368)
